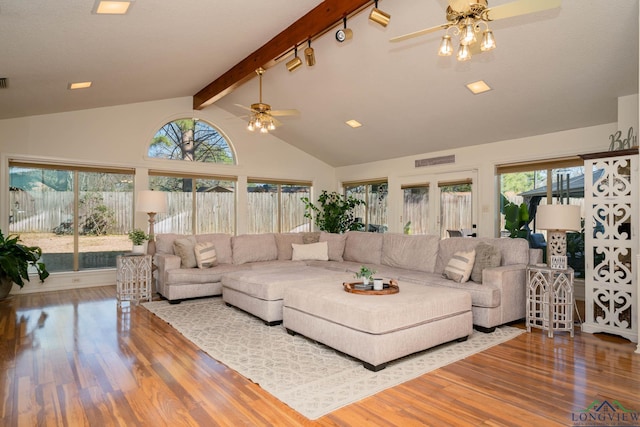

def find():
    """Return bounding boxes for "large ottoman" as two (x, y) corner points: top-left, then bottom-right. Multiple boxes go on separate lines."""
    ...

(283, 281), (473, 371)
(221, 266), (352, 325)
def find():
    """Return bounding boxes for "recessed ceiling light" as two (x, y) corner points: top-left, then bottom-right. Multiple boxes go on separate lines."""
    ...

(466, 80), (492, 95)
(346, 119), (362, 128)
(93, 1), (134, 15)
(68, 81), (92, 90)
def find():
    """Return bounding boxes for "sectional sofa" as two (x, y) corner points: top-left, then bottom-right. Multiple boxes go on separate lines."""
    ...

(154, 231), (541, 332)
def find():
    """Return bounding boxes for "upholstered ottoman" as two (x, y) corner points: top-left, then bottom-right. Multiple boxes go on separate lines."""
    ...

(221, 266), (352, 325)
(283, 281), (473, 371)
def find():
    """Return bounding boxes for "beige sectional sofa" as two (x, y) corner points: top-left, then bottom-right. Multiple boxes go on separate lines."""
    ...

(154, 231), (541, 332)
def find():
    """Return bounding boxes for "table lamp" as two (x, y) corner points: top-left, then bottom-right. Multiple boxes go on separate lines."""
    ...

(136, 190), (167, 256)
(535, 204), (581, 269)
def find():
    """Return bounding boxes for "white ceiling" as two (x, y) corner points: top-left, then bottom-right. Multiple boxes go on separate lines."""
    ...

(1, 0), (637, 167)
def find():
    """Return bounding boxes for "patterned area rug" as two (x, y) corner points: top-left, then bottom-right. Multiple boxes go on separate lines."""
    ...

(143, 298), (524, 420)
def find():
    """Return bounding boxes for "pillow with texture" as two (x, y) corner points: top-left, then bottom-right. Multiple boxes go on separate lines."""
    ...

(443, 249), (476, 283)
(470, 243), (501, 283)
(291, 241), (329, 261)
(319, 232), (347, 261)
(194, 242), (218, 268)
(173, 237), (197, 268)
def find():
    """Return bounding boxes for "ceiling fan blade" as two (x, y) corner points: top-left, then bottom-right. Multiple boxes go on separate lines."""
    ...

(272, 117), (283, 127)
(234, 103), (254, 112)
(485, 0), (561, 21)
(270, 109), (300, 117)
(390, 23), (449, 43)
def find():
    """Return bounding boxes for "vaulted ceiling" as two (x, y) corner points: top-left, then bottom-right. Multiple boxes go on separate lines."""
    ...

(0, 0), (637, 167)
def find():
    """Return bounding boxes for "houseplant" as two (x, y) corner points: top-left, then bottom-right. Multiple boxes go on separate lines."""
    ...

(0, 230), (49, 299)
(301, 190), (365, 233)
(128, 228), (149, 254)
(355, 266), (376, 285)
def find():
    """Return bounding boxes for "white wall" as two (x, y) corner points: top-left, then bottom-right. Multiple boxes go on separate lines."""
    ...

(336, 122), (619, 237)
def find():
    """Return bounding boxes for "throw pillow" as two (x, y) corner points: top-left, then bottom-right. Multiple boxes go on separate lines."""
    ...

(194, 242), (218, 269)
(275, 233), (304, 260)
(319, 232), (347, 261)
(470, 243), (501, 283)
(173, 238), (197, 268)
(443, 249), (476, 283)
(291, 241), (329, 261)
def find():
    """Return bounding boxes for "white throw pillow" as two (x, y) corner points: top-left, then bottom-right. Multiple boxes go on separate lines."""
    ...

(291, 241), (329, 261)
(194, 242), (218, 269)
(443, 249), (476, 283)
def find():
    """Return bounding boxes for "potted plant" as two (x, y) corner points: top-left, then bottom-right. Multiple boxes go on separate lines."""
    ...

(355, 265), (376, 285)
(128, 228), (149, 254)
(0, 230), (49, 299)
(302, 190), (365, 233)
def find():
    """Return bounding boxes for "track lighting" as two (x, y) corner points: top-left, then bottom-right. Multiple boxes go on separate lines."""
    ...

(304, 40), (315, 67)
(286, 46), (302, 72)
(336, 17), (353, 43)
(369, 0), (390, 27)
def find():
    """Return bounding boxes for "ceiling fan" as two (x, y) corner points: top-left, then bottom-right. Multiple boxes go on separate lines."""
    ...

(390, 0), (561, 61)
(236, 68), (299, 133)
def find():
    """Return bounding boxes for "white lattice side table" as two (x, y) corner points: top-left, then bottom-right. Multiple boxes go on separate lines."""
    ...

(526, 265), (575, 338)
(116, 254), (152, 307)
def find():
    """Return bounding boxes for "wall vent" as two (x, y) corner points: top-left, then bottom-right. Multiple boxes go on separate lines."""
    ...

(415, 155), (455, 168)
(0, 78), (8, 89)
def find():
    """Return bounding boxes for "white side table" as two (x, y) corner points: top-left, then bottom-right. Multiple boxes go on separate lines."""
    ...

(116, 254), (152, 307)
(526, 264), (574, 337)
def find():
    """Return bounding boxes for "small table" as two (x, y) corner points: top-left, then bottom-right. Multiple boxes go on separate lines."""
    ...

(116, 254), (152, 307)
(526, 264), (574, 337)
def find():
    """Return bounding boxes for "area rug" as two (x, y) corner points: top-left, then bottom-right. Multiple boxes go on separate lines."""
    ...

(142, 297), (524, 420)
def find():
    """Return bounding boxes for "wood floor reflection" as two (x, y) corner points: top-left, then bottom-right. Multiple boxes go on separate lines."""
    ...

(1, 285), (638, 426)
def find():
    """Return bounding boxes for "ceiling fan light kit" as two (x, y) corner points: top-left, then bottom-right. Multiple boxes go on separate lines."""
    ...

(391, 0), (561, 62)
(369, 1), (390, 27)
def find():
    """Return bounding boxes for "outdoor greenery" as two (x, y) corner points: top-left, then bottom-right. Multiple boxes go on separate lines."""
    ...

(302, 190), (365, 233)
(0, 230), (49, 288)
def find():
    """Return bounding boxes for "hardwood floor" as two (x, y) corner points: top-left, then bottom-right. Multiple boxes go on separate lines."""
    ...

(1, 286), (638, 426)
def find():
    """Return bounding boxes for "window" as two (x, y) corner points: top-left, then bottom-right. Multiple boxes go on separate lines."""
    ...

(148, 118), (235, 164)
(9, 162), (134, 272)
(497, 157), (585, 277)
(149, 173), (236, 235)
(247, 180), (311, 234)
(439, 180), (472, 239)
(402, 184), (429, 235)
(344, 180), (388, 233)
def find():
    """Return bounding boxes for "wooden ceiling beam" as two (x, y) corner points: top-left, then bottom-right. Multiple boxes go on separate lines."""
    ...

(193, 0), (372, 110)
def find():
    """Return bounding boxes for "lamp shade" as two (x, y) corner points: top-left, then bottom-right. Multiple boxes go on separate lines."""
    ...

(536, 204), (581, 231)
(136, 190), (167, 213)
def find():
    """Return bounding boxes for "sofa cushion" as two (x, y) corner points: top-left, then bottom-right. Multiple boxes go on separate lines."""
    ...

(195, 234), (233, 264)
(194, 242), (217, 268)
(481, 237), (529, 266)
(443, 249), (476, 283)
(343, 231), (383, 265)
(166, 263), (245, 285)
(319, 232), (347, 261)
(381, 233), (439, 273)
(156, 233), (183, 255)
(292, 241), (329, 261)
(302, 231), (321, 244)
(470, 242), (501, 283)
(173, 237), (197, 268)
(232, 233), (278, 265)
(275, 233), (304, 260)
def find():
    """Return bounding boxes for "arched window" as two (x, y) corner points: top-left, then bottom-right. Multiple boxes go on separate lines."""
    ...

(148, 118), (235, 164)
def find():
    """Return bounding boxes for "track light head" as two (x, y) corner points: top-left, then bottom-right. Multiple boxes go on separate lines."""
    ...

(369, 1), (390, 27)
(286, 47), (302, 72)
(304, 40), (315, 66)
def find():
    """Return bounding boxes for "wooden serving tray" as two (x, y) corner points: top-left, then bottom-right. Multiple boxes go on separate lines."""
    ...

(343, 279), (399, 295)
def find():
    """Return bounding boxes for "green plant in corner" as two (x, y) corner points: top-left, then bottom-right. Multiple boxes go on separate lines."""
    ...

(301, 190), (365, 233)
(128, 228), (149, 245)
(0, 230), (49, 299)
(500, 195), (530, 239)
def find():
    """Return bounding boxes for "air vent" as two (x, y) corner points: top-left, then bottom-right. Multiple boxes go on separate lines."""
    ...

(415, 155), (455, 168)
(0, 78), (8, 89)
